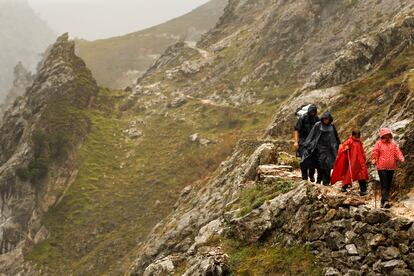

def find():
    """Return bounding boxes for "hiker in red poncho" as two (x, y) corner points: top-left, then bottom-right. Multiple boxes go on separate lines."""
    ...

(371, 128), (405, 208)
(331, 129), (369, 196)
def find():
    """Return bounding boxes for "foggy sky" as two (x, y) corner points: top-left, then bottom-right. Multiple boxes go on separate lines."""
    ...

(27, 0), (210, 40)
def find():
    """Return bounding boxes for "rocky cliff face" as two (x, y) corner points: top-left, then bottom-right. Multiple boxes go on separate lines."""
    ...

(129, 0), (413, 113)
(0, 0), (56, 102)
(265, 9), (414, 138)
(0, 33), (98, 274)
(127, 141), (282, 275)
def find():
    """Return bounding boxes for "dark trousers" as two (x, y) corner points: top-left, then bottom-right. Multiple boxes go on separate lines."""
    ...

(300, 150), (317, 181)
(343, 180), (367, 192)
(300, 162), (316, 181)
(378, 170), (394, 204)
(359, 180), (367, 193)
(319, 168), (331, 185)
(316, 168), (323, 184)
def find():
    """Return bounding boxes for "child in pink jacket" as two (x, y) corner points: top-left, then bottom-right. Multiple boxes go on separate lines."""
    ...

(371, 128), (405, 208)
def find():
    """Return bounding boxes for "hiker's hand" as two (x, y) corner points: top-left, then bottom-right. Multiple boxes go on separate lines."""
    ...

(372, 159), (377, 165)
(345, 145), (350, 151)
(294, 142), (299, 151)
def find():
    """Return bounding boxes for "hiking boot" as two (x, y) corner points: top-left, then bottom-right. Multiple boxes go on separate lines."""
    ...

(381, 201), (391, 209)
(341, 184), (350, 193)
(360, 191), (368, 196)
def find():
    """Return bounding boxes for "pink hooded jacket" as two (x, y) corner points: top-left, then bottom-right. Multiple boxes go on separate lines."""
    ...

(371, 128), (405, 170)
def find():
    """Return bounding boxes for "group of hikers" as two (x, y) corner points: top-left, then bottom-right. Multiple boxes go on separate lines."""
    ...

(294, 105), (405, 209)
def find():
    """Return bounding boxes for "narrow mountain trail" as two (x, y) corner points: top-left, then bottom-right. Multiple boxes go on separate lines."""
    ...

(185, 95), (229, 107)
(184, 41), (213, 60)
(283, 168), (414, 220)
(268, 163), (414, 220)
(333, 183), (414, 220)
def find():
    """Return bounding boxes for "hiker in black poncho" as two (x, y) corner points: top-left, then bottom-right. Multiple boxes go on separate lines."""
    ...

(294, 104), (319, 182)
(301, 111), (340, 186)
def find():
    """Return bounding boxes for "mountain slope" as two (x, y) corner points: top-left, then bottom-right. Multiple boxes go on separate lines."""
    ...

(76, 0), (227, 89)
(0, 0), (56, 102)
(121, 0), (414, 274)
(132, 0), (413, 114)
(1, 0), (414, 275)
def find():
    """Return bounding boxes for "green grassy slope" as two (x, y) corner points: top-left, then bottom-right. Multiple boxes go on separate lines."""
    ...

(26, 86), (274, 275)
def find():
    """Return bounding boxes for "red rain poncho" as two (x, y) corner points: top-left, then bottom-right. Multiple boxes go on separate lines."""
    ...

(331, 136), (369, 187)
(371, 128), (405, 170)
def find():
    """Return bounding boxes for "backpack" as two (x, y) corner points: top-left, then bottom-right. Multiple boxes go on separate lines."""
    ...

(295, 104), (312, 119)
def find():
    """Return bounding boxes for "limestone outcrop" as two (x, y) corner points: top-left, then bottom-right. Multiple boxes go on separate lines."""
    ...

(0, 33), (98, 274)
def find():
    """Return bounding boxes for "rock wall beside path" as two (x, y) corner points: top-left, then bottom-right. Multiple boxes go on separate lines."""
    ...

(228, 182), (414, 276)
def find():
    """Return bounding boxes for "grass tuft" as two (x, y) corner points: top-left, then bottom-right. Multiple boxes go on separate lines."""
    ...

(223, 239), (322, 276)
(238, 179), (296, 217)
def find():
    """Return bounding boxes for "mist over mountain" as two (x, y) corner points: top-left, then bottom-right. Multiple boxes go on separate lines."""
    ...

(76, 0), (227, 89)
(0, 0), (56, 102)
(27, 0), (211, 40)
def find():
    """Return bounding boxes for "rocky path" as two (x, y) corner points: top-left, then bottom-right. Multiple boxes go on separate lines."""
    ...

(265, 161), (414, 221)
(402, 192), (414, 211)
(282, 168), (414, 220)
(328, 183), (414, 221)
(184, 41), (212, 60)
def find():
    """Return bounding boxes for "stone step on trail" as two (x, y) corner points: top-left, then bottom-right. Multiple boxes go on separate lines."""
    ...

(256, 164), (301, 180)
